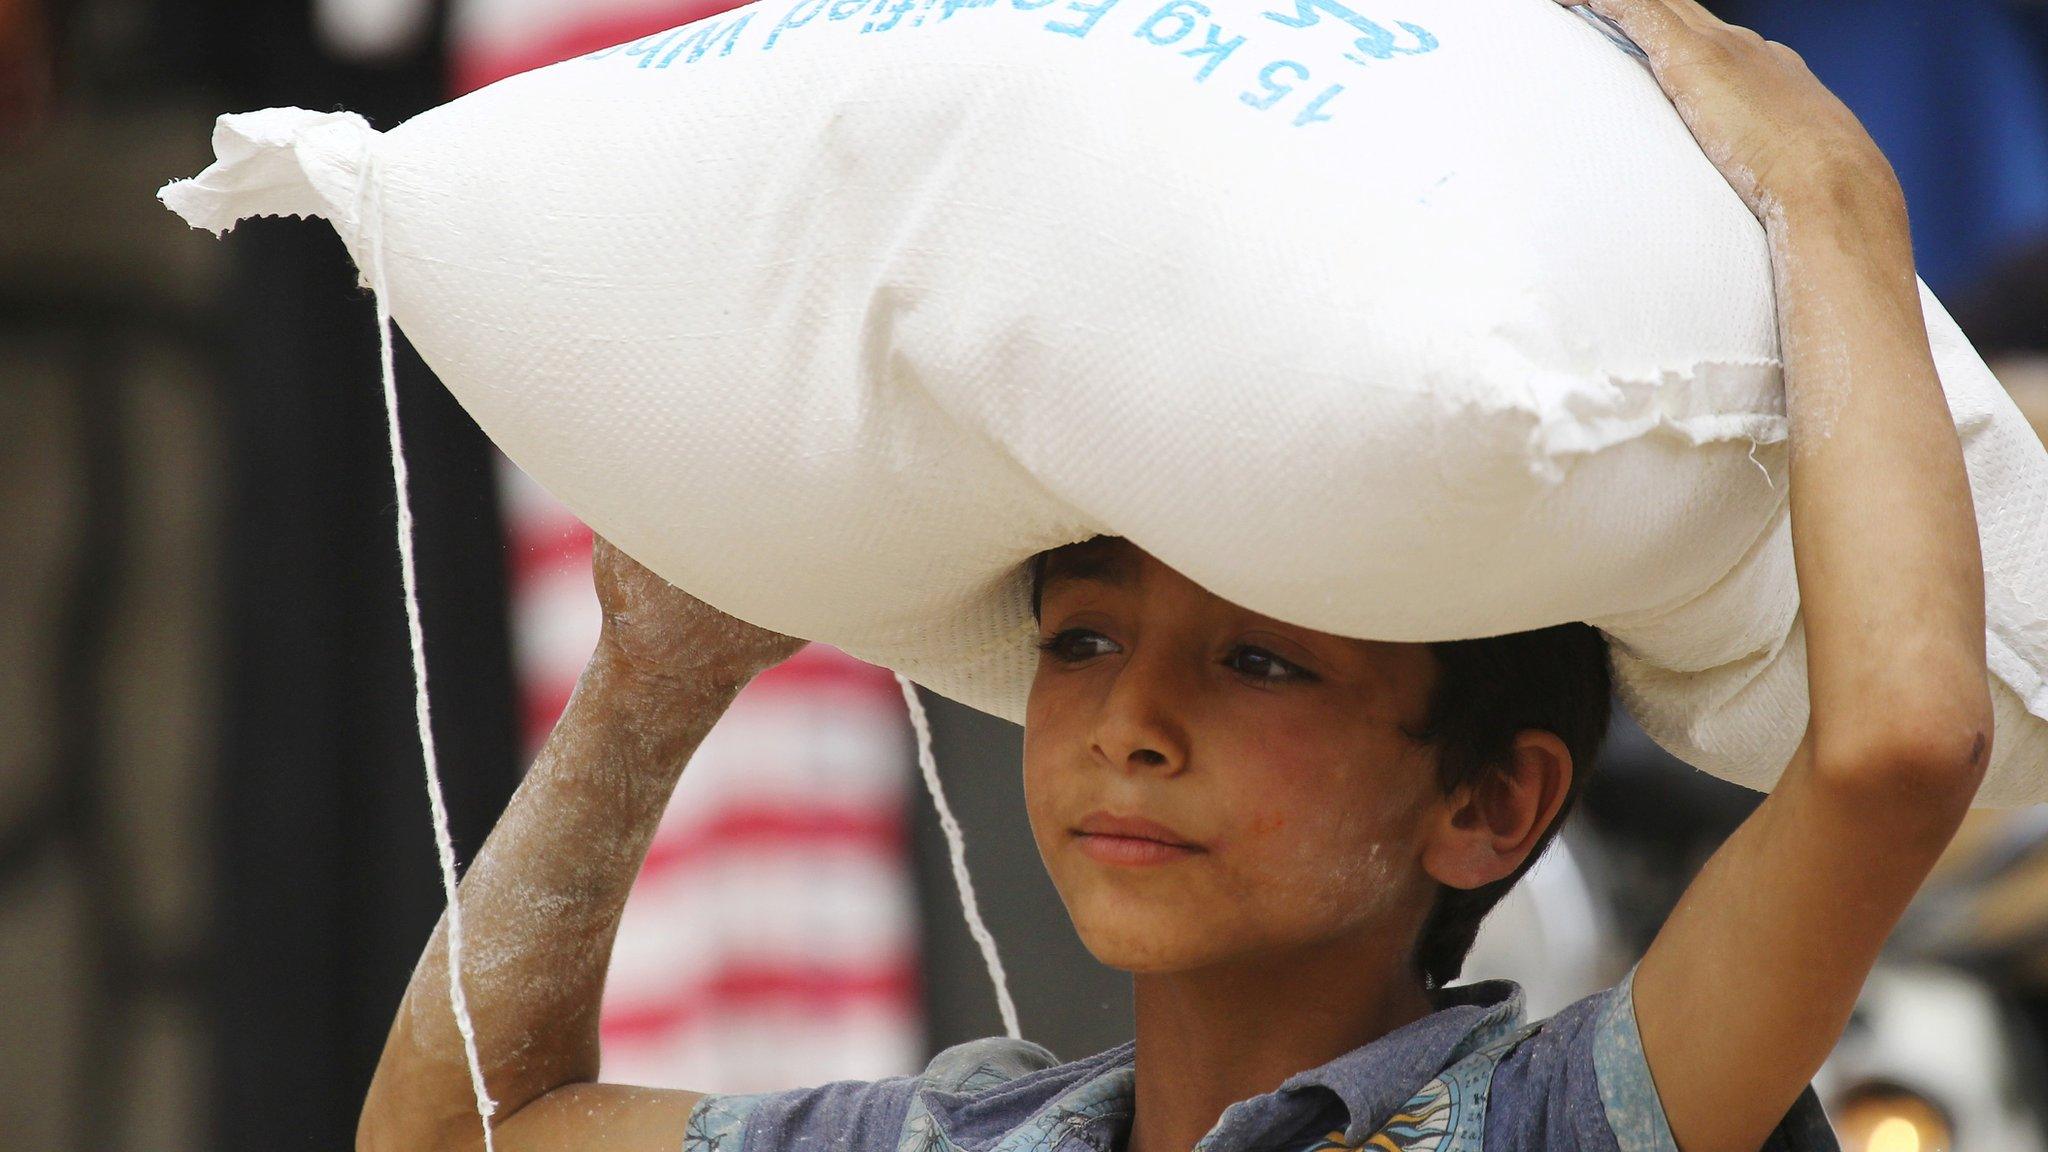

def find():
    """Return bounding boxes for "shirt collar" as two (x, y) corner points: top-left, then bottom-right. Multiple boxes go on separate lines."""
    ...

(1198, 980), (1527, 1152)
(1300, 980), (1525, 1143)
(927, 982), (1526, 1152)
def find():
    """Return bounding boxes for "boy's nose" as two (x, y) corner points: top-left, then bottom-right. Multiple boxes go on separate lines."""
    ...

(1089, 648), (1191, 776)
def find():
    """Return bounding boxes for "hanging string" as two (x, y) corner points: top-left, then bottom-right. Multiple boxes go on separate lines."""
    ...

(353, 144), (500, 1152)
(895, 673), (1021, 1039)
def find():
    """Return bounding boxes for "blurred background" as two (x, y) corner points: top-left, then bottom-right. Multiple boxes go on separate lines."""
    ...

(2, 1), (2046, 1149)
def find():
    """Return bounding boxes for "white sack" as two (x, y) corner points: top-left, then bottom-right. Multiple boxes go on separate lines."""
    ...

(161, 0), (2048, 805)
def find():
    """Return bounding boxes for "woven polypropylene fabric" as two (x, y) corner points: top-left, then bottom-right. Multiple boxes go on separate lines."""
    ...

(160, 0), (2048, 804)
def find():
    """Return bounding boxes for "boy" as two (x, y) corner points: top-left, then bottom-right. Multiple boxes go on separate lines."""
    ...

(358, 2), (1994, 1150)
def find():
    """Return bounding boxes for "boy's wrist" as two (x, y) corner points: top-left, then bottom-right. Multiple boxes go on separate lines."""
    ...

(1763, 165), (1912, 269)
(1764, 193), (1925, 348)
(570, 638), (746, 753)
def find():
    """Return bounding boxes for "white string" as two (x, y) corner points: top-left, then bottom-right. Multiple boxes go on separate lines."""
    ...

(895, 672), (1021, 1039)
(355, 143), (500, 1151)
(1747, 436), (1776, 489)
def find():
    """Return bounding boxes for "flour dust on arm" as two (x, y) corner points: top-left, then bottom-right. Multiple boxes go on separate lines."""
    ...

(357, 537), (808, 1152)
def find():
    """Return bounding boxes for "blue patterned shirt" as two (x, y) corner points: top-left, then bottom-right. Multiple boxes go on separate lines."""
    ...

(684, 972), (1839, 1152)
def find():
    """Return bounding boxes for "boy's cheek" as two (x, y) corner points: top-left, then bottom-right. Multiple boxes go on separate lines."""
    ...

(1019, 759), (1067, 864)
(1229, 781), (1423, 910)
(1221, 756), (1347, 840)
(1245, 810), (1289, 836)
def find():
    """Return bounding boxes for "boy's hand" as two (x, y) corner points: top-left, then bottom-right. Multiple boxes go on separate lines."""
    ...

(591, 533), (808, 694)
(1554, 0), (1904, 228)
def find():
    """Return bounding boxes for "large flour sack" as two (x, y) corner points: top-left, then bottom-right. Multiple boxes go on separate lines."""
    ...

(163, 0), (2048, 805)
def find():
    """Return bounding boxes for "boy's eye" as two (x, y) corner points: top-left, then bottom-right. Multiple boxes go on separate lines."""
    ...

(1225, 645), (1313, 683)
(1036, 628), (1118, 663)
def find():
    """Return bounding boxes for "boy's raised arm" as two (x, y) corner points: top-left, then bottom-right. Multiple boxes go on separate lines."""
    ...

(1551, 3), (1995, 1151)
(356, 536), (806, 1152)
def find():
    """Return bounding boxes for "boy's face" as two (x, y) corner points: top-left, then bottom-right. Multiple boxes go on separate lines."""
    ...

(1023, 536), (1447, 974)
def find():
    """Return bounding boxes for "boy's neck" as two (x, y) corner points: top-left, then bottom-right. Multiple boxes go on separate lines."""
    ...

(1124, 932), (1434, 1152)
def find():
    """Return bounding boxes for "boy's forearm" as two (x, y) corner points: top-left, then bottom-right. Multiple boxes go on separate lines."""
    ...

(1771, 182), (1993, 783)
(359, 644), (741, 1151)
(1631, 182), (1998, 1152)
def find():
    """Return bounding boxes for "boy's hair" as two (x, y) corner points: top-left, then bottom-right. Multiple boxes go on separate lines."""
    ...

(1403, 624), (1611, 989)
(1026, 543), (1613, 991)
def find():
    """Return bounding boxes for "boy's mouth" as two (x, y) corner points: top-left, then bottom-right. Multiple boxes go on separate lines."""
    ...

(1071, 811), (1204, 866)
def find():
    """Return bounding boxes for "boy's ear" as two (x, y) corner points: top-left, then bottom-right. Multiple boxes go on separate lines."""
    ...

(1420, 730), (1575, 892)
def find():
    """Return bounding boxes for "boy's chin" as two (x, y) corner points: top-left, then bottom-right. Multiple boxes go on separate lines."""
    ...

(1079, 936), (1216, 975)
(1068, 909), (1251, 975)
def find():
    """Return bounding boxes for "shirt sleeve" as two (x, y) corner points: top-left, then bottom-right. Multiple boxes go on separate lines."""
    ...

(684, 1075), (923, 1152)
(1481, 970), (1841, 1152)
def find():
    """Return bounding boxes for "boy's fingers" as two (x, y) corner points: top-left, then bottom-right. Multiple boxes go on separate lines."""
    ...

(1550, 0), (1698, 58)
(1657, 0), (1727, 29)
